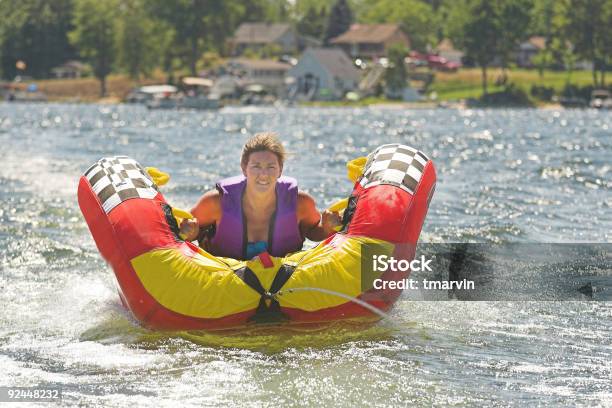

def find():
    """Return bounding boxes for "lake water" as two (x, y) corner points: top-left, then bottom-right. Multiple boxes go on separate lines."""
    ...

(0, 103), (610, 407)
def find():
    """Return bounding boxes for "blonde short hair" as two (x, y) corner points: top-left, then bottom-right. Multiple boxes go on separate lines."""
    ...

(241, 132), (286, 168)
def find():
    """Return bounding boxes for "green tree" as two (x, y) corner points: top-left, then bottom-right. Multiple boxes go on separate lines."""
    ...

(532, 48), (553, 77)
(548, 1), (576, 82)
(0, 0), (27, 79)
(290, 0), (332, 22)
(384, 43), (409, 96)
(149, 0), (212, 76)
(245, 0), (290, 22)
(116, 0), (161, 80)
(558, 0), (610, 87)
(361, 0), (437, 52)
(69, 0), (118, 96)
(422, 0), (444, 10)
(602, 0), (612, 86)
(497, 0), (532, 74)
(202, 1), (249, 57)
(528, 0), (555, 77)
(324, 0), (353, 45)
(448, 0), (499, 96)
(0, 0), (75, 79)
(297, 5), (327, 40)
(530, 0), (555, 36)
(150, 0), (254, 74)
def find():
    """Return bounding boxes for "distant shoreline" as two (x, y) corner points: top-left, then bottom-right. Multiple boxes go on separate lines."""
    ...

(1, 99), (567, 110)
(2, 68), (602, 109)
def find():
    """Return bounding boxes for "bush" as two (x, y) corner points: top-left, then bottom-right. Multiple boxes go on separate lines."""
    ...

(479, 83), (532, 106)
(198, 51), (222, 71)
(561, 84), (594, 100)
(530, 85), (555, 101)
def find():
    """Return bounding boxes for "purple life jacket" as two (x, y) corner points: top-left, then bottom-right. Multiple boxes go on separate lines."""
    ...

(207, 175), (304, 260)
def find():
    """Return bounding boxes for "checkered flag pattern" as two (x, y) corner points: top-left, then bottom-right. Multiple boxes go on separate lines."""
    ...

(359, 144), (430, 194)
(84, 156), (158, 213)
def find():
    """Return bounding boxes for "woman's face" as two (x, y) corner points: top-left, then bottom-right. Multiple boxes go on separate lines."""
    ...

(242, 151), (282, 194)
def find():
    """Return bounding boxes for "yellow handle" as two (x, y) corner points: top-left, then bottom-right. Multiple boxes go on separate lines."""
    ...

(323, 156), (367, 232)
(144, 167), (193, 239)
(327, 198), (349, 213)
(171, 207), (195, 240)
(172, 207), (194, 221)
(326, 198), (348, 232)
(143, 167), (194, 239)
(347, 156), (367, 183)
(146, 167), (170, 186)
(325, 156), (367, 214)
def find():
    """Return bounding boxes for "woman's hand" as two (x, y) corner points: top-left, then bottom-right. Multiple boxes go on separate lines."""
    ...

(298, 192), (343, 241)
(179, 218), (199, 241)
(321, 209), (342, 232)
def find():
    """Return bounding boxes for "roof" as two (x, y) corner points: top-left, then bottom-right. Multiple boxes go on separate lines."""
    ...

(304, 48), (361, 81)
(437, 39), (458, 52)
(233, 23), (292, 44)
(182, 77), (213, 87)
(51, 60), (87, 71)
(138, 85), (178, 94)
(230, 58), (291, 70)
(519, 36), (546, 51)
(330, 24), (404, 44)
(528, 36), (546, 50)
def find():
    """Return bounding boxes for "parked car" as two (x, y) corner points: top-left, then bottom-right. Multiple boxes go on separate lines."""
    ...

(406, 51), (461, 72)
(426, 55), (461, 72)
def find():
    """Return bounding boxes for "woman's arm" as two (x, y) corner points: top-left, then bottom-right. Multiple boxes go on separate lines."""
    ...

(297, 191), (342, 241)
(180, 190), (222, 241)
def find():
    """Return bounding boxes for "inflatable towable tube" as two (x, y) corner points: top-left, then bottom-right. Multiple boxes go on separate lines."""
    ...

(78, 144), (436, 330)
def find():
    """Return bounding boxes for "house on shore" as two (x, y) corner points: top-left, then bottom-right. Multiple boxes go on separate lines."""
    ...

(516, 36), (546, 68)
(515, 36), (594, 70)
(225, 58), (292, 95)
(287, 48), (361, 101)
(230, 23), (299, 56)
(51, 60), (88, 79)
(435, 39), (464, 64)
(329, 24), (410, 59)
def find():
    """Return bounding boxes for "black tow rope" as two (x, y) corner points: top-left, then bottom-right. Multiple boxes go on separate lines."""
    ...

(234, 264), (296, 324)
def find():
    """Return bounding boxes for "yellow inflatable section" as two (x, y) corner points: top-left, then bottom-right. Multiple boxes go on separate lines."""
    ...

(131, 236), (393, 319)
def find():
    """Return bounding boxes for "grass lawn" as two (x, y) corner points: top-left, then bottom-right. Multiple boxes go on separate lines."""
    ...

(33, 72), (167, 102)
(300, 96), (402, 107)
(430, 68), (598, 101)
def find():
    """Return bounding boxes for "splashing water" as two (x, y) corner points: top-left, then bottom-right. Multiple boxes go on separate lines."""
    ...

(0, 103), (610, 406)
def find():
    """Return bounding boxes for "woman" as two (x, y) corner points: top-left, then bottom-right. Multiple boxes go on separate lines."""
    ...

(180, 132), (341, 260)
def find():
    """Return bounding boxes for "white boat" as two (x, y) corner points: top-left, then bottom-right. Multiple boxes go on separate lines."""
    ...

(590, 90), (611, 109)
(146, 77), (220, 110)
(125, 85), (178, 104)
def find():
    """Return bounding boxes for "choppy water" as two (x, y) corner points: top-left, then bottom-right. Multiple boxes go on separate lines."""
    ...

(0, 103), (610, 407)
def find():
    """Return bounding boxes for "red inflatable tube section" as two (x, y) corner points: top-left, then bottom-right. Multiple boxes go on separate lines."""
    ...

(78, 176), (254, 330)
